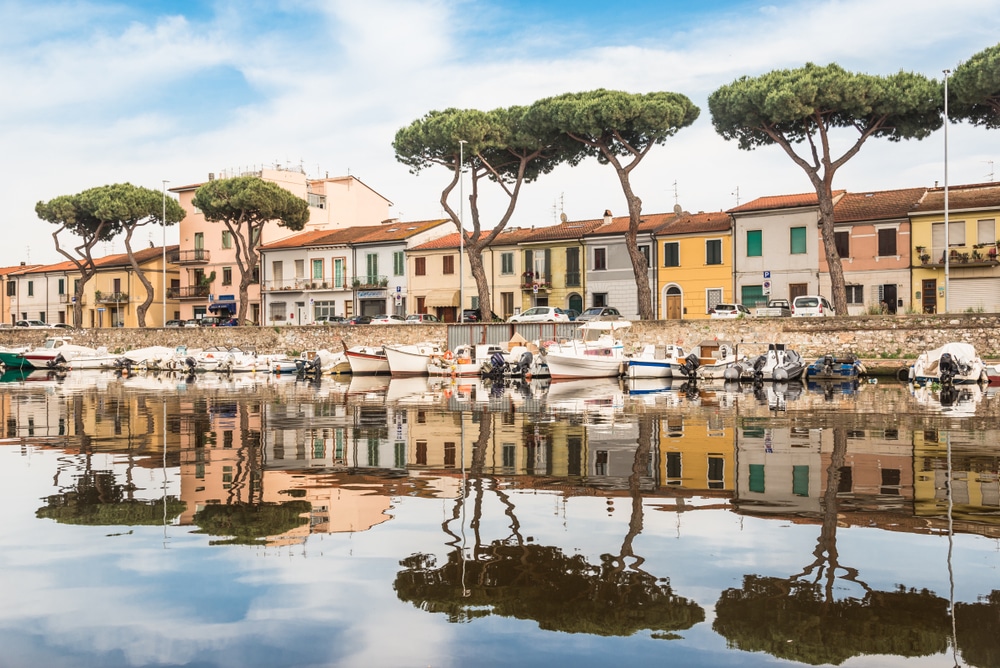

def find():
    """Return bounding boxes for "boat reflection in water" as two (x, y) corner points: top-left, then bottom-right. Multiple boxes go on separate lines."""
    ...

(0, 371), (998, 667)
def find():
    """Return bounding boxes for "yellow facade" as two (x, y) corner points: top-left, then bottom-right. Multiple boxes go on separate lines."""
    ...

(86, 252), (181, 328)
(656, 226), (733, 320)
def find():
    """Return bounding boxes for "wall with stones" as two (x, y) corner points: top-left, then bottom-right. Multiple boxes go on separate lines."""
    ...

(1, 313), (998, 360)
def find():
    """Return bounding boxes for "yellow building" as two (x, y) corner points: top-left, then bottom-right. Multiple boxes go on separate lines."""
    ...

(654, 211), (733, 319)
(909, 182), (1000, 314)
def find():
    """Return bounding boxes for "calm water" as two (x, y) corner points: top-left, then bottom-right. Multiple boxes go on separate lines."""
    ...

(0, 370), (998, 668)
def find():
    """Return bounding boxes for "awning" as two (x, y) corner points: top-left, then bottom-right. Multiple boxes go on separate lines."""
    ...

(423, 289), (458, 307)
(208, 302), (236, 314)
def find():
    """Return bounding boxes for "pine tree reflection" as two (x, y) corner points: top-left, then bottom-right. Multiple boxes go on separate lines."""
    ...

(394, 412), (705, 636)
(714, 427), (957, 664)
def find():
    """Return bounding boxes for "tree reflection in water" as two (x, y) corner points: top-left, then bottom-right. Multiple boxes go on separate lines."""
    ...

(37, 469), (186, 526)
(394, 412), (705, 636)
(713, 427), (1000, 666)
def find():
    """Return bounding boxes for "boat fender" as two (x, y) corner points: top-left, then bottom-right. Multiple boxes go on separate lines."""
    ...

(895, 367), (910, 382)
(444, 350), (453, 361)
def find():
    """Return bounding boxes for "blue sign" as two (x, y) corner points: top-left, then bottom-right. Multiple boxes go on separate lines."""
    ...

(763, 271), (771, 279)
(396, 285), (401, 293)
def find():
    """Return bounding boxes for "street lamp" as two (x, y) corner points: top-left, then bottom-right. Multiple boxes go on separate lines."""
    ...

(943, 70), (951, 314)
(162, 180), (169, 326)
(458, 139), (466, 324)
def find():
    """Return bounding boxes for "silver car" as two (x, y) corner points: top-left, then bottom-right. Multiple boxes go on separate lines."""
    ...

(507, 307), (570, 323)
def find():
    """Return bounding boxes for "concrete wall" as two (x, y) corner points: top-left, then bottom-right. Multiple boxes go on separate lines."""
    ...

(2, 313), (999, 359)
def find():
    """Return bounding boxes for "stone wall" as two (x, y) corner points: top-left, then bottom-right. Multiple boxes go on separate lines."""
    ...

(1, 313), (998, 359)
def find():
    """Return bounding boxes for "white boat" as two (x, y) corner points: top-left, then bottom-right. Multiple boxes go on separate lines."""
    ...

(626, 343), (686, 379)
(344, 344), (390, 375)
(8, 337), (107, 370)
(724, 343), (805, 382)
(543, 320), (630, 379)
(663, 340), (738, 381)
(427, 343), (504, 377)
(384, 342), (444, 377)
(296, 349), (351, 375)
(908, 342), (987, 386)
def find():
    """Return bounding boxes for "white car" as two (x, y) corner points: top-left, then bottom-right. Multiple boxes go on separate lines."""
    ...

(709, 304), (753, 319)
(370, 314), (405, 325)
(507, 307), (570, 323)
(14, 319), (52, 328)
(792, 295), (836, 317)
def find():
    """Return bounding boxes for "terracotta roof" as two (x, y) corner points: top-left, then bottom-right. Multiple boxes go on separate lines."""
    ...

(0, 264), (43, 276)
(656, 211), (732, 236)
(912, 182), (1000, 213)
(352, 219), (450, 244)
(728, 191), (845, 214)
(582, 212), (674, 237)
(96, 245), (179, 268)
(833, 187), (927, 223)
(259, 226), (381, 250)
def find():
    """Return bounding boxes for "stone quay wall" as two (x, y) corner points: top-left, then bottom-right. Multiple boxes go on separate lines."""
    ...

(1, 313), (999, 361)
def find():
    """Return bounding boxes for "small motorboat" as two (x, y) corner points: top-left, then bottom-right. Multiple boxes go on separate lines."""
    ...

(727, 344), (805, 382)
(543, 320), (630, 379)
(385, 342), (444, 377)
(626, 343), (685, 379)
(908, 342), (987, 386)
(343, 341), (390, 375)
(805, 354), (867, 380)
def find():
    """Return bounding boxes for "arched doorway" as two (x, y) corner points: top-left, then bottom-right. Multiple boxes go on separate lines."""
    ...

(664, 285), (682, 320)
(568, 293), (583, 314)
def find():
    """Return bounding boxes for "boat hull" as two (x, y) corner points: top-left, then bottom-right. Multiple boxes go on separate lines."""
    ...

(385, 344), (442, 377)
(345, 347), (390, 375)
(545, 351), (624, 379)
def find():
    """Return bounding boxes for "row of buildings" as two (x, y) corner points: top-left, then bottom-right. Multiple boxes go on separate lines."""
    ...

(4, 166), (1000, 326)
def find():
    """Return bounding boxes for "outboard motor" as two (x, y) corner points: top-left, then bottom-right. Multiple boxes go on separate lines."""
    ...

(939, 352), (959, 386)
(822, 354), (835, 375)
(482, 350), (507, 380)
(752, 354), (768, 384)
(297, 355), (322, 376)
(514, 351), (533, 378)
(184, 356), (197, 372)
(678, 352), (700, 379)
(46, 353), (67, 369)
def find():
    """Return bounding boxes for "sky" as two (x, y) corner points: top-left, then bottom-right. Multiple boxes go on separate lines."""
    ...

(3, 0), (999, 268)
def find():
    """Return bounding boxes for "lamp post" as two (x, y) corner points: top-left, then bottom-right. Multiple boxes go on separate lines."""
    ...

(458, 139), (466, 324)
(162, 180), (169, 326)
(943, 70), (950, 314)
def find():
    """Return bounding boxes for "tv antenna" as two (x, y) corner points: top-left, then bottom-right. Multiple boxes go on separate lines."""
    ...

(986, 160), (995, 182)
(733, 186), (741, 206)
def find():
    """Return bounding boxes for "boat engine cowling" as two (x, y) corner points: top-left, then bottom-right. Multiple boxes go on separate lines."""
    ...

(678, 352), (700, 378)
(822, 354), (835, 374)
(47, 353), (67, 369)
(939, 352), (959, 386)
(752, 354), (767, 382)
(514, 351), (533, 377)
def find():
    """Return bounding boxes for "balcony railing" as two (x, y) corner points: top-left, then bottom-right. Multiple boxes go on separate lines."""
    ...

(918, 245), (999, 268)
(350, 275), (388, 290)
(520, 272), (552, 291)
(167, 249), (211, 264)
(95, 292), (128, 304)
(175, 285), (211, 299)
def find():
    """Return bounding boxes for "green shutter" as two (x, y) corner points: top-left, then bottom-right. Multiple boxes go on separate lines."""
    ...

(790, 227), (807, 254)
(793, 465), (810, 497)
(747, 230), (762, 257)
(749, 464), (765, 493)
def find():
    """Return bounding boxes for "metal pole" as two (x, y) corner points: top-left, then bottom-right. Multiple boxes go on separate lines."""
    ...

(458, 140), (466, 323)
(943, 70), (950, 314)
(162, 180), (169, 326)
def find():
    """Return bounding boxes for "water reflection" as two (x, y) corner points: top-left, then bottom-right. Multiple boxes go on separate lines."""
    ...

(1, 370), (998, 666)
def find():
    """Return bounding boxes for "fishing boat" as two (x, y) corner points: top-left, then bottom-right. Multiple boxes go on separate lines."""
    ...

(626, 343), (685, 379)
(667, 340), (738, 381)
(384, 342), (444, 377)
(543, 320), (630, 379)
(805, 354), (867, 380)
(343, 341), (390, 375)
(1, 336), (109, 370)
(908, 342), (987, 386)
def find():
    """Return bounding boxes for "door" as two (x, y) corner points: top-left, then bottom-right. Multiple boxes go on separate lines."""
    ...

(789, 283), (808, 300)
(665, 286), (682, 319)
(921, 279), (936, 314)
(881, 284), (897, 314)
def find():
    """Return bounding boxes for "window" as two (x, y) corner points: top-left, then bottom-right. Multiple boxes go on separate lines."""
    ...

(746, 230), (762, 257)
(415, 257), (426, 276)
(27, 281), (33, 297)
(835, 230), (850, 258)
(443, 255), (455, 274)
(593, 293), (608, 307)
(6, 282), (14, 297)
(501, 252), (514, 275)
(706, 288), (723, 312)
(312, 259), (323, 281)
(792, 465), (810, 497)
(313, 300), (336, 319)
(933, 221), (965, 248)
(639, 245), (650, 267)
(877, 228), (896, 256)
(706, 239), (722, 265)
(221, 230), (232, 249)
(565, 247), (580, 286)
(749, 464), (765, 493)
(222, 267), (233, 286)
(269, 301), (286, 321)
(846, 285), (864, 304)
(663, 242), (679, 267)
(790, 227), (807, 254)
(58, 278), (65, 295)
(333, 258), (345, 288)
(977, 219), (996, 245)
(593, 247), (607, 270)
(366, 253), (378, 282)
(393, 251), (404, 276)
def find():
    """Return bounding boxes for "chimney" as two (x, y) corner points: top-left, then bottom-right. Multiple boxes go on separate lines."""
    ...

(603, 209), (613, 226)
(209, 173), (215, 181)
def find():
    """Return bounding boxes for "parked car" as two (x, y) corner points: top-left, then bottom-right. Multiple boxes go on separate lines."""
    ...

(313, 316), (347, 325)
(709, 304), (753, 319)
(792, 295), (836, 317)
(198, 316), (224, 327)
(755, 299), (792, 317)
(370, 314), (405, 325)
(461, 309), (501, 322)
(164, 319), (185, 328)
(183, 318), (201, 327)
(405, 313), (441, 324)
(217, 317), (255, 326)
(14, 319), (50, 328)
(561, 308), (581, 321)
(507, 307), (571, 323)
(347, 315), (372, 325)
(576, 306), (625, 322)
(50, 323), (75, 329)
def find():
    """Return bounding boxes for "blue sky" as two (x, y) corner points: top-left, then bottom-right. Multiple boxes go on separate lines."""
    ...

(3, 0), (999, 267)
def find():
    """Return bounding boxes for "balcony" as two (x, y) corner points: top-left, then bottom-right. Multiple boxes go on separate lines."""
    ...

(95, 291), (128, 304)
(350, 275), (389, 290)
(167, 249), (211, 265)
(520, 272), (552, 292)
(175, 286), (211, 300)
(917, 245), (999, 268)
